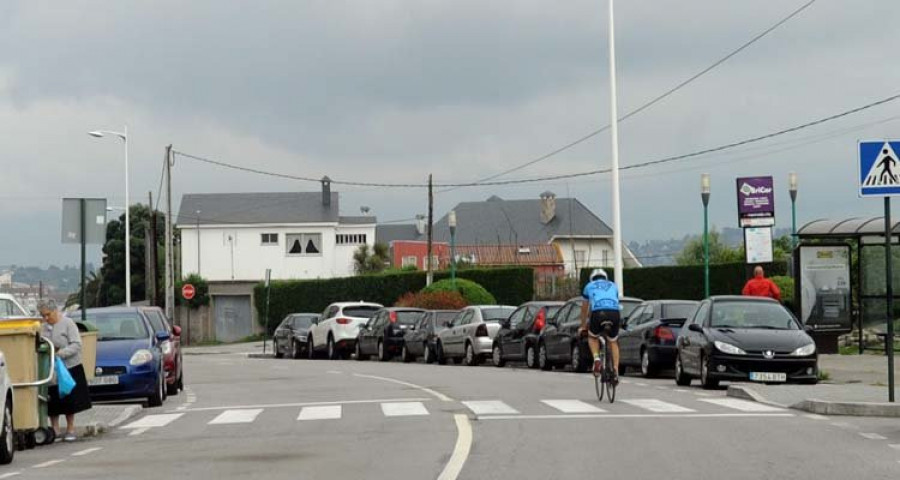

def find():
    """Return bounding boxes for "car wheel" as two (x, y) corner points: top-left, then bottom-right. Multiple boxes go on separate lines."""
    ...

(571, 343), (588, 373)
(327, 336), (339, 360)
(292, 340), (302, 359)
(424, 343), (435, 364)
(464, 342), (481, 366)
(674, 353), (691, 386)
(641, 348), (657, 378)
(166, 377), (179, 396)
(273, 339), (284, 359)
(401, 345), (414, 363)
(378, 341), (390, 362)
(355, 341), (369, 361)
(148, 372), (165, 407)
(0, 402), (14, 465)
(538, 343), (552, 371)
(700, 354), (719, 389)
(492, 343), (506, 368)
(177, 371), (184, 392)
(307, 337), (317, 360)
(525, 344), (538, 369)
(436, 342), (447, 365)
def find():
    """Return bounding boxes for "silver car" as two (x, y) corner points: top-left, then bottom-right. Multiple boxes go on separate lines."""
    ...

(436, 305), (515, 366)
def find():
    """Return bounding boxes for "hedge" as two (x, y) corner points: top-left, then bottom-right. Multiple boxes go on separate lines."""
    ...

(579, 262), (788, 301)
(254, 267), (533, 330)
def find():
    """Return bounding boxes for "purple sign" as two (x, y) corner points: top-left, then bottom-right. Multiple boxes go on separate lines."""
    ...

(736, 176), (774, 227)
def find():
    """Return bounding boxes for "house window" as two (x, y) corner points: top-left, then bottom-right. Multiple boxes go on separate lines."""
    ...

(402, 256), (418, 269)
(574, 250), (586, 266)
(336, 234), (367, 245)
(261, 233), (279, 246)
(286, 233), (322, 256)
(602, 250), (609, 267)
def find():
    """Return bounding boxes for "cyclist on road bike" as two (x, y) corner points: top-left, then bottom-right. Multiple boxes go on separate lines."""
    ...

(579, 269), (621, 384)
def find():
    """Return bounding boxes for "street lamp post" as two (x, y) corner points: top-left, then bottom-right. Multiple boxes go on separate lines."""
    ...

(89, 126), (130, 306)
(608, 0), (625, 294)
(195, 210), (202, 275)
(789, 172), (799, 250)
(701, 174), (711, 298)
(449, 210), (457, 288)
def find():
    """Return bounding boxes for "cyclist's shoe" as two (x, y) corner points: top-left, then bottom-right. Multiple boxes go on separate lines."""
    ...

(592, 358), (603, 376)
(611, 371), (620, 386)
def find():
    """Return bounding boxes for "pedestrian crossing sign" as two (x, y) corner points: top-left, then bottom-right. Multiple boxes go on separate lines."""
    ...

(859, 140), (900, 196)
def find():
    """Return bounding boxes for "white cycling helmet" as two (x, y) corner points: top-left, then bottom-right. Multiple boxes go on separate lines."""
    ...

(589, 268), (608, 281)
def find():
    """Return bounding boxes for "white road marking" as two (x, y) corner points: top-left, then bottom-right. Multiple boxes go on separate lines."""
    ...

(173, 397), (429, 413)
(208, 409), (263, 425)
(297, 405), (342, 421)
(619, 379), (632, 384)
(353, 373), (453, 402)
(831, 422), (855, 429)
(887, 444), (900, 450)
(462, 400), (519, 415)
(123, 413), (184, 429)
(692, 392), (712, 397)
(381, 402), (430, 417)
(621, 398), (696, 413)
(32, 460), (65, 469)
(437, 414), (472, 480)
(804, 414), (828, 420)
(634, 383), (648, 387)
(128, 428), (150, 437)
(655, 386), (668, 390)
(479, 413), (795, 421)
(327, 370), (342, 374)
(71, 447), (103, 457)
(0, 472), (21, 478)
(859, 432), (887, 440)
(698, 398), (785, 412)
(541, 399), (607, 414)
(674, 389), (688, 393)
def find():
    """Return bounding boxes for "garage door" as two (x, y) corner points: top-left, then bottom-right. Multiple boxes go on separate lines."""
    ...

(214, 295), (253, 343)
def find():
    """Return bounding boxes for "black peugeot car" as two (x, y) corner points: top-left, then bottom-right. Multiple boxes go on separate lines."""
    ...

(493, 301), (564, 369)
(675, 296), (818, 389)
(356, 308), (425, 361)
(401, 310), (458, 363)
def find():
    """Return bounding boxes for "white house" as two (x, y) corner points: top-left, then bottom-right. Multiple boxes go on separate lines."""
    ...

(175, 178), (375, 342)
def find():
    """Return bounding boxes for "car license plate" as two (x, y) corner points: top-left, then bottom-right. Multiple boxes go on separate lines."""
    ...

(749, 372), (786, 382)
(88, 375), (119, 386)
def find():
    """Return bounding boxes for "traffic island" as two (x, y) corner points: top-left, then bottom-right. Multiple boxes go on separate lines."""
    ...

(727, 383), (900, 417)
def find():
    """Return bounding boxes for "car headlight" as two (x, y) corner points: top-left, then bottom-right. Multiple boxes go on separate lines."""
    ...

(790, 343), (816, 357)
(297, 336), (307, 343)
(130, 349), (154, 366)
(714, 341), (746, 355)
(160, 340), (173, 356)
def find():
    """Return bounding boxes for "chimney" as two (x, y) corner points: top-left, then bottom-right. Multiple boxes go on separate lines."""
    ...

(540, 191), (556, 224)
(415, 214), (426, 235)
(321, 176), (332, 207)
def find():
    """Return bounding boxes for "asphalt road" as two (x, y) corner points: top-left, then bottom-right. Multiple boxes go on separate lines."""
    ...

(7, 348), (900, 479)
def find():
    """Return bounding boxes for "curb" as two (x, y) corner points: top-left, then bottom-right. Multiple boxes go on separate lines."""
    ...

(247, 353), (275, 359)
(76, 405), (142, 438)
(726, 384), (900, 417)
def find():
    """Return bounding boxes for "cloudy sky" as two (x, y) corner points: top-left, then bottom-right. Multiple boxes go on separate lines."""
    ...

(1, 0), (898, 267)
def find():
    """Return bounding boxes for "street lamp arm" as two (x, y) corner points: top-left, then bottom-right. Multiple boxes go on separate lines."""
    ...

(88, 130), (127, 141)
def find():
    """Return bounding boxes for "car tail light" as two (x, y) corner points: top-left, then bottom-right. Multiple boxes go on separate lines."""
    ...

(475, 324), (488, 337)
(533, 310), (546, 333)
(654, 325), (675, 341)
(336, 318), (351, 325)
(389, 311), (398, 323)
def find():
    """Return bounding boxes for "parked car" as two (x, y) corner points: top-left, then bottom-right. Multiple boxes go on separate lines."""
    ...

(436, 305), (516, 366)
(620, 296), (644, 321)
(0, 349), (14, 464)
(0, 294), (28, 319)
(140, 306), (184, 396)
(535, 297), (593, 372)
(308, 302), (383, 360)
(401, 310), (457, 363)
(492, 301), (564, 369)
(675, 296), (818, 389)
(80, 307), (170, 406)
(356, 308), (425, 361)
(273, 314), (319, 359)
(619, 300), (698, 377)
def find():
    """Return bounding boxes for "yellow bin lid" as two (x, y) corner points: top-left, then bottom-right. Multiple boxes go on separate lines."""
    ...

(0, 319), (41, 334)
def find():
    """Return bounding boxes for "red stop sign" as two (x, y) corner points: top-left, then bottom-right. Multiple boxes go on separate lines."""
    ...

(182, 284), (196, 300)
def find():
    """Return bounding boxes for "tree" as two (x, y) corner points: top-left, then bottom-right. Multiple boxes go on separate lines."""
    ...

(676, 230), (743, 266)
(96, 203), (166, 306)
(352, 243), (391, 275)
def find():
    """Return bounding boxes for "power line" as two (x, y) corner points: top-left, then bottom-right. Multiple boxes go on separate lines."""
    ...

(174, 91), (900, 189)
(454, 0), (819, 187)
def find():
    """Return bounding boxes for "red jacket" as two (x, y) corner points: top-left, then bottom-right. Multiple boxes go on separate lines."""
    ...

(742, 276), (781, 301)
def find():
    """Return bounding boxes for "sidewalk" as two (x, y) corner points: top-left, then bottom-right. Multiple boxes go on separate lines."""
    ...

(727, 353), (900, 417)
(73, 404), (142, 438)
(182, 340), (266, 356)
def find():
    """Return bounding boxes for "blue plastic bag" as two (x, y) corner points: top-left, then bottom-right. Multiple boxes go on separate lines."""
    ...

(55, 357), (76, 398)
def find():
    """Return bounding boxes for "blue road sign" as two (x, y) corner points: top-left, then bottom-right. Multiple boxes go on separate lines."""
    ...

(859, 141), (900, 197)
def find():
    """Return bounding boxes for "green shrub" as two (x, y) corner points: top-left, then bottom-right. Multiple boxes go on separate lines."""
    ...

(395, 291), (468, 310)
(176, 274), (209, 309)
(423, 279), (496, 305)
(770, 275), (795, 312)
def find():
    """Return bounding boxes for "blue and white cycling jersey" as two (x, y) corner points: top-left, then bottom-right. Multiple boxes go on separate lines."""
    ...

(582, 279), (621, 312)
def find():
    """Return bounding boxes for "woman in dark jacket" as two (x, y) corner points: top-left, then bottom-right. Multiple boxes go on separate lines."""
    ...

(37, 299), (92, 442)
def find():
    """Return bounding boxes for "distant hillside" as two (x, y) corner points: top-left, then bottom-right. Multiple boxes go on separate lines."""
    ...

(629, 227), (792, 267)
(3, 265), (94, 294)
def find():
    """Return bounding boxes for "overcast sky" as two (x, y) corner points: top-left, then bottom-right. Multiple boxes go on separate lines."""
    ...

(2, 0), (899, 268)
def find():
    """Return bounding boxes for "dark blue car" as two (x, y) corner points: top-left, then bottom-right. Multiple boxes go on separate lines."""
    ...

(79, 307), (170, 407)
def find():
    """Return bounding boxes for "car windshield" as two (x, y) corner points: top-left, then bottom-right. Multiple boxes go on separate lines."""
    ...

(620, 301), (641, 319)
(433, 312), (457, 329)
(0, 298), (28, 318)
(86, 312), (150, 340)
(395, 311), (424, 325)
(480, 307), (515, 322)
(293, 316), (316, 328)
(664, 303), (698, 320)
(342, 306), (380, 318)
(710, 302), (799, 330)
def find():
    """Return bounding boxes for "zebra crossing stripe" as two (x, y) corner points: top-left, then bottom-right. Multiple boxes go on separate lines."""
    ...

(621, 399), (696, 413)
(698, 398), (784, 412)
(298, 405), (342, 421)
(541, 400), (607, 414)
(209, 409), (263, 425)
(462, 400), (519, 415)
(123, 413), (184, 429)
(381, 402), (430, 417)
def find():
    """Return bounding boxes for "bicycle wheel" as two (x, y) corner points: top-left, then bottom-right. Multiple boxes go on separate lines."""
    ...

(594, 351), (605, 402)
(604, 339), (616, 403)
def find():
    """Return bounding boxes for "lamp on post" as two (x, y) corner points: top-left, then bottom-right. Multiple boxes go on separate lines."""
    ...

(789, 172), (799, 250)
(448, 210), (457, 287)
(89, 126), (130, 306)
(701, 173), (711, 298)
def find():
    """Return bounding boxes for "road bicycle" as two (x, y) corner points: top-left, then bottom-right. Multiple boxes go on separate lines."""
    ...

(593, 321), (617, 403)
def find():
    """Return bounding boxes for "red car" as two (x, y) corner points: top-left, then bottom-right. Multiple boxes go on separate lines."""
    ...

(140, 307), (184, 395)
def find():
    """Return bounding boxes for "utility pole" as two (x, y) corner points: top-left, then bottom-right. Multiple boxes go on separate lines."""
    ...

(165, 145), (174, 321)
(426, 174), (434, 286)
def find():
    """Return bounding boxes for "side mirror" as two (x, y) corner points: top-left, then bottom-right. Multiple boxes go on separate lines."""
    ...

(501, 319), (511, 329)
(156, 331), (171, 343)
(804, 325), (814, 334)
(688, 324), (703, 333)
(311, 318), (319, 325)
(172, 325), (182, 337)
(445, 321), (454, 328)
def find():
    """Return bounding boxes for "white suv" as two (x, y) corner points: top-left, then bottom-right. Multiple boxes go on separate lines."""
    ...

(307, 302), (383, 360)
(1, 349), (14, 464)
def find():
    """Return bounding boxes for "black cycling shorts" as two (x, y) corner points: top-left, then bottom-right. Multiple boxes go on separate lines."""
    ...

(589, 310), (621, 340)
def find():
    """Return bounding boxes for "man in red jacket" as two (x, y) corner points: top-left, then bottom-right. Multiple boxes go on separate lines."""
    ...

(742, 266), (781, 301)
